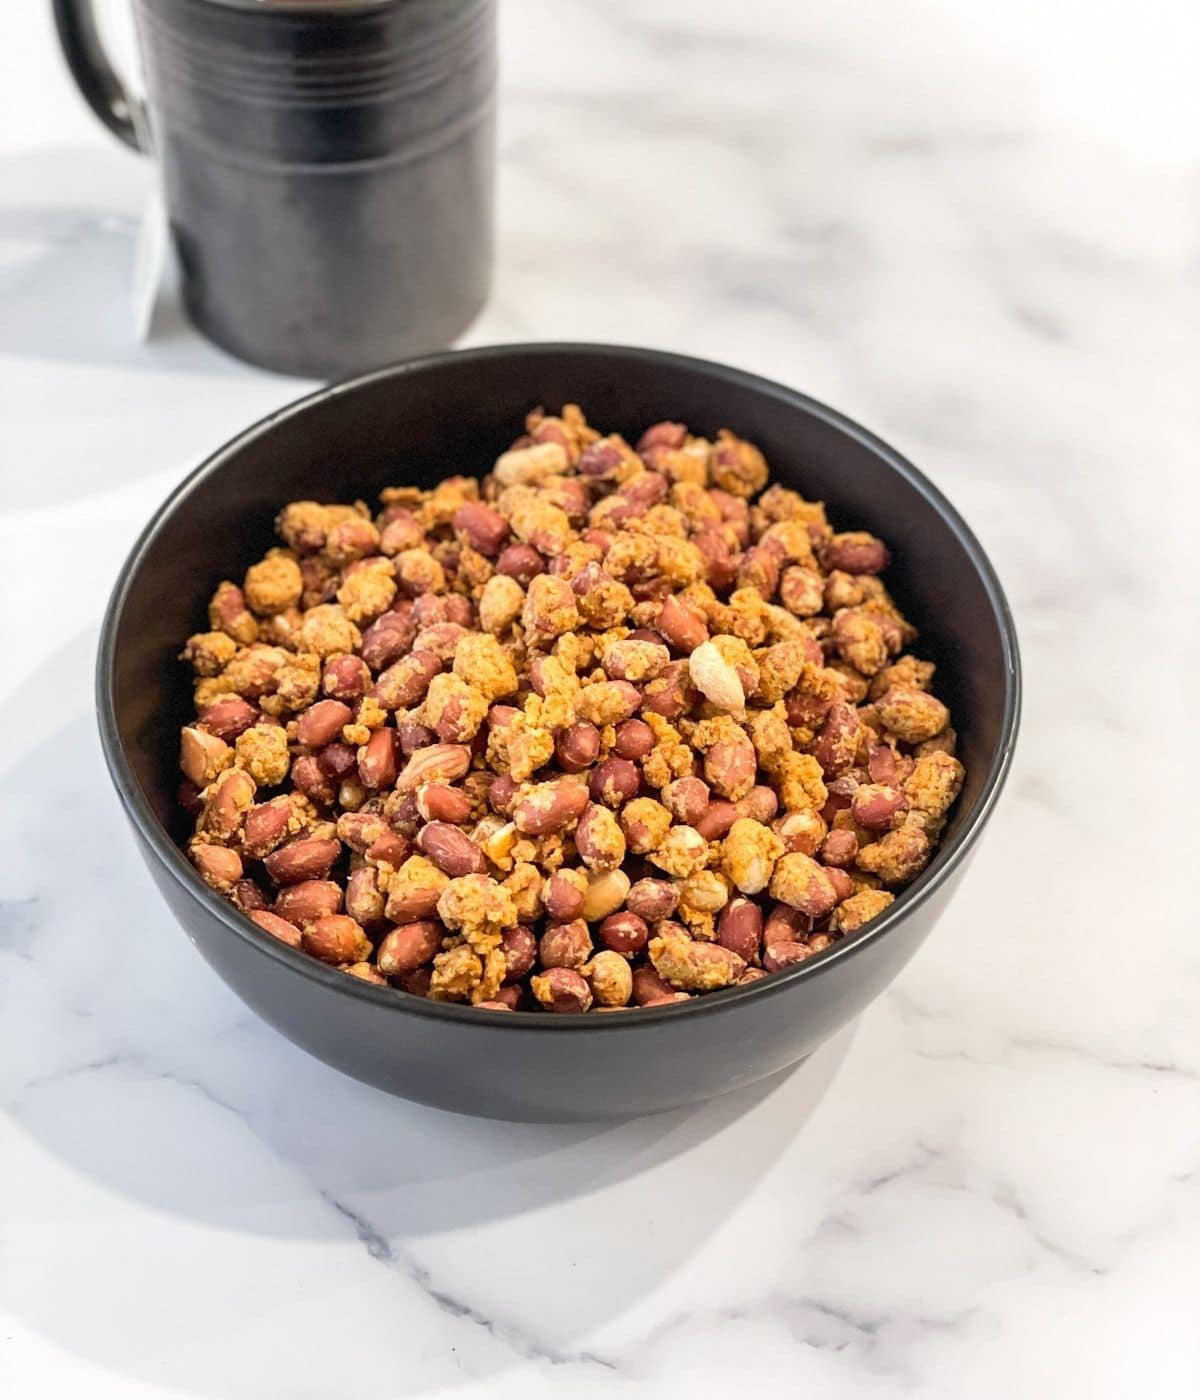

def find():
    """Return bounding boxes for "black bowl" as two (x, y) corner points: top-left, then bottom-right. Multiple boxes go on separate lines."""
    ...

(97, 344), (1020, 1121)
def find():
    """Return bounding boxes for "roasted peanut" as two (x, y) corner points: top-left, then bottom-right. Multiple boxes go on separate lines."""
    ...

(345, 866), (386, 926)
(478, 574), (525, 635)
(209, 580), (258, 643)
(360, 614), (415, 671)
(249, 909), (303, 948)
(296, 699), (354, 749)
(264, 837), (340, 885)
(200, 768), (256, 842)
(373, 651), (441, 711)
(556, 722), (601, 774)
(876, 685), (949, 744)
(343, 961), (387, 985)
(395, 743), (472, 793)
(722, 818), (785, 896)
(811, 701), (862, 778)
(323, 653), (370, 701)
(291, 753), (336, 805)
(231, 878), (268, 913)
(774, 808), (827, 856)
(275, 879), (343, 925)
(414, 783), (472, 825)
(377, 921), (443, 976)
(530, 967), (592, 1013)
(383, 855), (448, 923)
(602, 639), (670, 683)
(820, 826), (859, 867)
(824, 865), (855, 903)
(737, 785), (779, 823)
(613, 718), (655, 761)
(378, 509), (425, 555)
(495, 542), (545, 583)
(316, 742), (358, 784)
(396, 720), (437, 756)
(488, 774), (520, 816)
(821, 531), (889, 576)
(779, 565), (825, 616)
(367, 829), (412, 868)
(646, 825), (709, 879)
(688, 640), (745, 710)
(640, 661), (693, 719)
(598, 910), (650, 957)
(357, 728), (398, 790)
(631, 965), (689, 1007)
(583, 950), (633, 1007)
(694, 799), (739, 842)
(180, 726), (232, 787)
(522, 574), (579, 642)
(539, 920), (593, 969)
(857, 823), (931, 885)
(416, 822), (486, 878)
(396, 966), (433, 997)
(575, 804), (627, 871)
(716, 897), (763, 964)
(513, 778), (590, 835)
(199, 696), (259, 742)
(661, 776), (710, 826)
(478, 986), (522, 1011)
(626, 878), (680, 923)
(620, 797), (672, 855)
(495, 440), (569, 486)
(850, 783), (910, 832)
(452, 500), (510, 557)
(589, 758), (641, 809)
(762, 940), (813, 972)
(303, 914), (372, 965)
(500, 926), (537, 983)
(769, 849), (841, 919)
(241, 796), (300, 857)
(656, 594), (709, 654)
(543, 868), (588, 921)
(580, 869), (631, 922)
(190, 843), (243, 892)
(649, 926), (744, 991)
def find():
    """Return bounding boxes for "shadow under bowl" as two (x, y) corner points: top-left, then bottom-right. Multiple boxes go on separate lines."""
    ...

(97, 343), (1020, 1121)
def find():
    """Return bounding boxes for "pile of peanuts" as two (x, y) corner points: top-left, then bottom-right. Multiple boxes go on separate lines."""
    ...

(178, 405), (964, 1013)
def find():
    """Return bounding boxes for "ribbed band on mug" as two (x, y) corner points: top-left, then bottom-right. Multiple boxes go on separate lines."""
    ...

(134, 0), (496, 167)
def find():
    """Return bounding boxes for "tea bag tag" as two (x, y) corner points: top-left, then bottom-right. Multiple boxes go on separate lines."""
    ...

(130, 102), (169, 342)
(132, 186), (169, 341)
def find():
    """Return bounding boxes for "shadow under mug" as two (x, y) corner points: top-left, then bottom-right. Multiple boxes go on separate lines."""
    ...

(52, 0), (496, 378)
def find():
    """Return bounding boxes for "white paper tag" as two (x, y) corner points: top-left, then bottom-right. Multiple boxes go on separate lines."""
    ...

(129, 98), (168, 343)
(131, 183), (169, 342)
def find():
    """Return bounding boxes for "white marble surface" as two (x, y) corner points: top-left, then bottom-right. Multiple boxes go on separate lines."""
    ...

(1, 1), (1196, 1395)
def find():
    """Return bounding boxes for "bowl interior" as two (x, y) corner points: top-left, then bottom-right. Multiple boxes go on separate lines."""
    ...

(104, 344), (1017, 955)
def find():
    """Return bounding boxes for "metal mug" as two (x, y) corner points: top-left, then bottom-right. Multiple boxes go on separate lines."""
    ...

(52, 0), (496, 377)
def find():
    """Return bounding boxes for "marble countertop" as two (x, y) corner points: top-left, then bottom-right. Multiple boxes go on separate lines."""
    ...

(2, 1), (1194, 1395)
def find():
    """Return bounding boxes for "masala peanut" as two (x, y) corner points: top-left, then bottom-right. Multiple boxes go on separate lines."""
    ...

(177, 402), (964, 1012)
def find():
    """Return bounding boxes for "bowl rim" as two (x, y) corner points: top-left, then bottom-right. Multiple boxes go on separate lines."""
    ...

(96, 341), (1021, 1032)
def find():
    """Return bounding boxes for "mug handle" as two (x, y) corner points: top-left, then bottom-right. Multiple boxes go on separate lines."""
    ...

(52, 0), (147, 151)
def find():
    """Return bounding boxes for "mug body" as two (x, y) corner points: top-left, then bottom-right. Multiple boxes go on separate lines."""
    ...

(133, 0), (496, 377)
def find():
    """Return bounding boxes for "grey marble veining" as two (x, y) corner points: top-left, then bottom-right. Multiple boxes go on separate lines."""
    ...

(1, 0), (1195, 1395)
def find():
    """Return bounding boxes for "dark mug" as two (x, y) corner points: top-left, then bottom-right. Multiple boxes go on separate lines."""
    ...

(53, 0), (496, 378)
